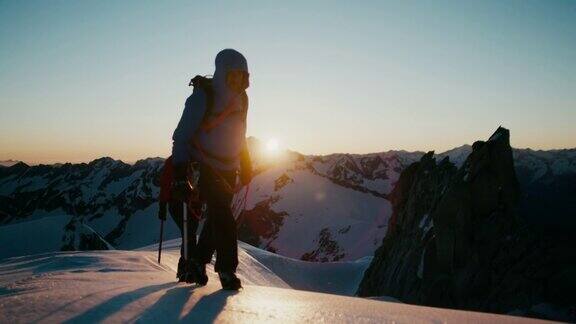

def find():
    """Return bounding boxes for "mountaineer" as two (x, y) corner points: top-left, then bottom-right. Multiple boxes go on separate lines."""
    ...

(171, 49), (252, 290)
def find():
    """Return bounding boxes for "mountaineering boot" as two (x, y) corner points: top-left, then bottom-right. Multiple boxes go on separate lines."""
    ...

(179, 260), (198, 284)
(183, 271), (196, 284)
(218, 272), (242, 290)
(177, 258), (197, 284)
(190, 259), (208, 286)
(176, 256), (186, 282)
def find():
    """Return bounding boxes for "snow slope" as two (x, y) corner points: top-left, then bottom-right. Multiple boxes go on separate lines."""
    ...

(240, 162), (392, 262)
(239, 242), (372, 296)
(0, 216), (113, 259)
(137, 239), (370, 297)
(0, 241), (544, 323)
(0, 216), (72, 259)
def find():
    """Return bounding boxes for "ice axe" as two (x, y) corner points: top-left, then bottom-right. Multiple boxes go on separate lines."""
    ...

(157, 218), (164, 264)
(182, 201), (191, 282)
(183, 201), (189, 263)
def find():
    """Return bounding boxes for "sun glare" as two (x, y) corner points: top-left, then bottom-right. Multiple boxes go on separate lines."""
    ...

(266, 138), (279, 152)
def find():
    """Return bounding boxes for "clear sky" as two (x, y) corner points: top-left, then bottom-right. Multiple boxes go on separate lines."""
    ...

(1, 0), (575, 164)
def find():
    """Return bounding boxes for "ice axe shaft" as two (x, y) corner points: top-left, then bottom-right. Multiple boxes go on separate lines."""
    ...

(183, 202), (188, 261)
(157, 219), (164, 264)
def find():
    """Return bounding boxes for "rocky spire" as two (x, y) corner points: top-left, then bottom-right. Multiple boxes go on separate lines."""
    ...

(357, 127), (576, 322)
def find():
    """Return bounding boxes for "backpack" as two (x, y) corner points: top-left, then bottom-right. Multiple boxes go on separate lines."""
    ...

(189, 75), (248, 133)
(188, 75), (248, 164)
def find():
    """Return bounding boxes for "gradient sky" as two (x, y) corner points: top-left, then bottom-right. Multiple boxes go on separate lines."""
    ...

(1, 0), (575, 164)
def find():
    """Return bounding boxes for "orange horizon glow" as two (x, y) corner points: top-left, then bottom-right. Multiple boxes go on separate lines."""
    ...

(2, 131), (575, 166)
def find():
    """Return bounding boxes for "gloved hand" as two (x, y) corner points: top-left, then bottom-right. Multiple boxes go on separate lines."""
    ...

(158, 202), (167, 221)
(172, 163), (193, 202)
(172, 180), (193, 202)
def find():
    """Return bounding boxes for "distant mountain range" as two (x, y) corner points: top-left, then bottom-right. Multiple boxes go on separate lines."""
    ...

(0, 160), (21, 167)
(0, 137), (574, 262)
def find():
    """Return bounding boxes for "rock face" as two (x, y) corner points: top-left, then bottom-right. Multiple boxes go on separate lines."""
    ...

(237, 195), (288, 252)
(356, 128), (576, 322)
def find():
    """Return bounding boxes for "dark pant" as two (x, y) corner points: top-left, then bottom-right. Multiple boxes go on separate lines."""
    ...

(169, 202), (199, 261)
(195, 164), (238, 273)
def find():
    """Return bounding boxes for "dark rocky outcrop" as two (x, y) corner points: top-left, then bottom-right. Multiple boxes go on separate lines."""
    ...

(237, 195), (288, 251)
(357, 127), (576, 322)
(274, 173), (293, 191)
(301, 228), (345, 262)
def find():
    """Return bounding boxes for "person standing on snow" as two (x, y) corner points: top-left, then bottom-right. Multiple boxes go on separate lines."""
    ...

(171, 49), (252, 290)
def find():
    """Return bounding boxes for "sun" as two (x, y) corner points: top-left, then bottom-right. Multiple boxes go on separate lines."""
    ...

(266, 138), (279, 152)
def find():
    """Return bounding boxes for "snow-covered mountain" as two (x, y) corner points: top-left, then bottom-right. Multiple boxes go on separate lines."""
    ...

(0, 148), (421, 262)
(0, 157), (176, 253)
(235, 149), (424, 262)
(0, 239), (541, 323)
(1, 134), (574, 322)
(1, 141), (575, 263)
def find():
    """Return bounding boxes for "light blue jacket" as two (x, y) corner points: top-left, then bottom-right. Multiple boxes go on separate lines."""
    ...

(172, 49), (249, 171)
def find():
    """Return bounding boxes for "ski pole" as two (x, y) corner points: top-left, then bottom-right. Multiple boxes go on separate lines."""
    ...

(157, 219), (164, 264)
(183, 202), (188, 262)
